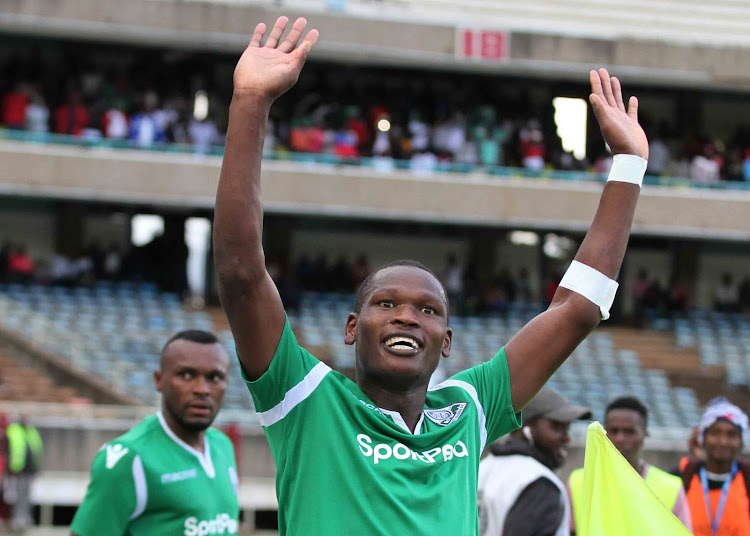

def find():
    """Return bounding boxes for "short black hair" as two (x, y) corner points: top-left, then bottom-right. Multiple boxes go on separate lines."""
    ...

(162, 329), (220, 354)
(354, 259), (448, 314)
(606, 396), (648, 429)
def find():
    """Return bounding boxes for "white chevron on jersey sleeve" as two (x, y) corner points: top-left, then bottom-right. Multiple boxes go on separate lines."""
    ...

(256, 362), (332, 427)
(130, 455), (147, 520)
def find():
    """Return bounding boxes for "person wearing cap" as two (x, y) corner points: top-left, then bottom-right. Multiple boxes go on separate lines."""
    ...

(679, 397), (750, 536)
(567, 396), (693, 534)
(477, 387), (590, 536)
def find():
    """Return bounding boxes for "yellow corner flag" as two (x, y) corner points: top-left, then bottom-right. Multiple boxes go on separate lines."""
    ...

(578, 422), (691, 536)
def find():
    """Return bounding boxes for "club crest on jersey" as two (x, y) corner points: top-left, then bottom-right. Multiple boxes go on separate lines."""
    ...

(424, 403), (467, 426)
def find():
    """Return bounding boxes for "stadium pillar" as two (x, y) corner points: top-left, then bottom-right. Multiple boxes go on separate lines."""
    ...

(55, 203), (85, 257)
(676, 91), (702, 135)
(161, 215), (189, 295)
(469, 229), (497, 288)
(262, 215), (293, 273)
(670, 241), (700, 304)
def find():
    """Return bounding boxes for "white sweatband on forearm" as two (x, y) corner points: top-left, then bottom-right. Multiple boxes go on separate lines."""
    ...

(558, 260), (619, 320)
(607, 154), (648, 187)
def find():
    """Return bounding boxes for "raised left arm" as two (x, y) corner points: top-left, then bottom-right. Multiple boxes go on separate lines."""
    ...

(506, 68), (649, 412)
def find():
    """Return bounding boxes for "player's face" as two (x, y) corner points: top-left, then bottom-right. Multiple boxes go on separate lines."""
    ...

(703, 420), (743, 466)
(156, 341), (230, 432)
(346, 266), (452, 388)
(604, 409), (645, 468)
(529, 418), (570, 469)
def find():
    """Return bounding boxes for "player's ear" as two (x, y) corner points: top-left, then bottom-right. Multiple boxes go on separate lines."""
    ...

(442, 327), (452, 358)
(154, 370), (163, 392)
(344, 312), (358, 346)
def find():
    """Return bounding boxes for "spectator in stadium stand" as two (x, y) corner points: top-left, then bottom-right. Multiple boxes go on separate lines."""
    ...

(457, 129), (480, 166)
(54, 91), (89, 137)
(647, 124), (672, 176)
(330, 256), (352, 292)
(101, 99), (129, 139)
(478, 387), (590, 536)
(213, 16), (648, 535)
(408, 110), (431, 155)
(643, 277), (667, 318)
(188, 115), (220, 154)
(24, 90), (50, 133)
(679, 398), (750, 536)
(350, 254), (371, 289)
(632, 269), (652, 325)
(48, 249), (75, 286)
(432, 112), (466, 160)
(668, 276), (688, 313)
(103, 242), (124, 280)
(691, 144), (721, 184)
(410, 148), (439, 174)
(568, 397), (693, 534)
(7, 245), (34, 285)
(442, 254), (464, 315)
(721, 149), (745, 182)
(70, 330), (239, 536)
(714, 273), (739, 312)
(129, 92), (166, 148)
(5, 416), (43, 532)
(520, 123), (546, 170)
(515, 267), (533, 304)
(1, 82), (30, 130)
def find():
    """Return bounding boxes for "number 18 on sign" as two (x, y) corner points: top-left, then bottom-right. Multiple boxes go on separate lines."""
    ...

(458, 29), (509, 62)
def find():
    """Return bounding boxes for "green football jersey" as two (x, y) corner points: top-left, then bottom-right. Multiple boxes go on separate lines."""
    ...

(245, 319), (522, 535)
(71, 413), (239, 536)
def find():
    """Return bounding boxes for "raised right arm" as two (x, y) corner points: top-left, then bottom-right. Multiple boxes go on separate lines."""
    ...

(213, 17), (318, 380)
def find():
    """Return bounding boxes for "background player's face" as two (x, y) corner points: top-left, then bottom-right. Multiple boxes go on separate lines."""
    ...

(703, 420), (743, 466)
(346, 265), (452, 388)
(604, 408), (645, 468)
(155, 340), (230, 432)
(529, 418), (570, 469)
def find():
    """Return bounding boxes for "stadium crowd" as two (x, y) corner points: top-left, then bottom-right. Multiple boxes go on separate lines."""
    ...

(5, 236), (750, 323)
(3, 49), (750, 183)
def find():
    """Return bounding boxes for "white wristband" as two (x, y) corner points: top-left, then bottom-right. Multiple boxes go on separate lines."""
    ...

(607, 154), (647, 187)
(558, 261), (619, 320)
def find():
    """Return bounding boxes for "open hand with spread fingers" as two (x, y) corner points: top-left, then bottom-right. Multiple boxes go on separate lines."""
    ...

(590, 68), (649, 160)
(233, 16), (319, 104)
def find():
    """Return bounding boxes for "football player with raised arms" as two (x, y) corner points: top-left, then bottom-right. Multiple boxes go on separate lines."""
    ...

(214, 16), (648, 535)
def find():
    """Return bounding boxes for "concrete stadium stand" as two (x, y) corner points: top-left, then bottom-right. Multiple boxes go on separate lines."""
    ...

(2, 140), (750, 241)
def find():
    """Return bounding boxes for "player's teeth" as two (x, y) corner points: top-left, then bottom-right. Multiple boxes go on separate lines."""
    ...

(386, 336), (417, 349)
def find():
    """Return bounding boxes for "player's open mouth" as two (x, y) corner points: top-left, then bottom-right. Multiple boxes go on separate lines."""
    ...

(383, 335), (422, 355)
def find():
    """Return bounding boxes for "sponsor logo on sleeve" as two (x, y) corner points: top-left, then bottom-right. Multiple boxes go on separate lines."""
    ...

(105, 444), (129, 469)
(424, 403), (467, 426)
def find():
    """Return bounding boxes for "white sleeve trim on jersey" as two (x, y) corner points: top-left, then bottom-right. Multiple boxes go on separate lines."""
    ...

(130, 455), (147, 520)
(429, 379), (488, 451)
(256, 361), (332, 427)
